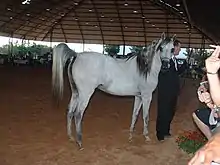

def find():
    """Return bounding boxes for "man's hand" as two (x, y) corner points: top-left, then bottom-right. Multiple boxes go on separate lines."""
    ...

(188, 133), (220, 165)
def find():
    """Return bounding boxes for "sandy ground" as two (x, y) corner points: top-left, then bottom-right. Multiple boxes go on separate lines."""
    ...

(0, 66), (201, 165)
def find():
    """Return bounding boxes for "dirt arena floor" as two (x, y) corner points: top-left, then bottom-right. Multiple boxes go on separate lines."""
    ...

(0, 66), (201, 165)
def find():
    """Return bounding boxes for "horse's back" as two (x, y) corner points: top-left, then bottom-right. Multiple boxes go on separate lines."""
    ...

(70, 51), (139, 95)
(71, 52), (106, 88)
(78, 51), (104, 57)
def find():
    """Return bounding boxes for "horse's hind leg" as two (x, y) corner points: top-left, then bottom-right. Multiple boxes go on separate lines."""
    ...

(67, 92), (78, 141)
(74, 91), (94, 149)
(129, 96), (142, 142)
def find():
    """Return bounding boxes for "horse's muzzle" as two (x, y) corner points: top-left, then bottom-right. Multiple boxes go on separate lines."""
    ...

(161, 60), (170, 71)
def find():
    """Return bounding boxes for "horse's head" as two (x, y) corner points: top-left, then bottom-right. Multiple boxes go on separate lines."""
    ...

(136, 33), (176, 76)
(156, 32), (176, 60)
(154, 33), (176, 70)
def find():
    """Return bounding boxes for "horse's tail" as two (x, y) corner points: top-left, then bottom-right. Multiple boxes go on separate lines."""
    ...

(52, 43), (77, 101)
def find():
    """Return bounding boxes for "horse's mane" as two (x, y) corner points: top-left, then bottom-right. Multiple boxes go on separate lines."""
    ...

(129, 36), (172, 78)
(137, 44), (156, 78)
(124, 43), (157, 78)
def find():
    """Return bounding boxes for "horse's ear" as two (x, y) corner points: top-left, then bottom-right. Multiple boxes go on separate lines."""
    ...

(161, 32), (166, 40)
(152, 40), (157, 45)
(172, 34), (176, 41)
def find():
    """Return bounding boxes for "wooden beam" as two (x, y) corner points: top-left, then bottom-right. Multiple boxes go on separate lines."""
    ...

(0, 0), (71, 34)
(42, 25), (55, 41)
(150, 0), (217, 45)
(138, 0), (147, 46)
(60, 23), (67, 43)
(114, 0), (125, 50)
(37, 0), (86, 43)
(182, 0), (192, 28)
(90, 0), (105, 45)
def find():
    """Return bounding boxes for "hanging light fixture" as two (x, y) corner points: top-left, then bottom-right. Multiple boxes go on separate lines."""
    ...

(176, 0), (180, 7)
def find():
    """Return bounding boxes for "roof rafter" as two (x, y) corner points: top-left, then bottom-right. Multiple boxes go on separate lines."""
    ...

(60, 23), (67, 43)
(0, 0), (70, 33)
(114, 0), (125, 47)
(90, 0), (104, 44)
(138, 0), (147, 46)
(150, 0), (217, 44)
(0, 0), (217, 48)
(39, 0), (86, 43)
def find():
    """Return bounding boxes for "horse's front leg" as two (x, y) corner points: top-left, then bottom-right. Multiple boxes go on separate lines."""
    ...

(142, 94), (152, 142)
(129, 96), (142, 142)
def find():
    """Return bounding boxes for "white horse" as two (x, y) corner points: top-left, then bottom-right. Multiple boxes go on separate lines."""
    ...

(52, 33), (176, 149)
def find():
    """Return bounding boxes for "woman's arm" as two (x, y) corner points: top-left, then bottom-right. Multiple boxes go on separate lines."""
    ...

(207, 74), (220, 106)
(205, 45), (220, 106)
(201, 74), (207, 82)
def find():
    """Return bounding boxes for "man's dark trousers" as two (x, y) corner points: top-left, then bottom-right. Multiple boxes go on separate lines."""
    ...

(156, 60), (181, 140)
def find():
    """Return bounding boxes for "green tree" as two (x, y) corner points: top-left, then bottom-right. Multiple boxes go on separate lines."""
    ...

(0, 44), (10, 54)
(129, 46), (143, 54)
(104, 45), (120, 56)
(0, 42), (51, 58)
(184, 48), (211, 67)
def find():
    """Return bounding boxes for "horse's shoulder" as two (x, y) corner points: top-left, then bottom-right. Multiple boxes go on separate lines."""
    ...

(112, 58), (127, 63)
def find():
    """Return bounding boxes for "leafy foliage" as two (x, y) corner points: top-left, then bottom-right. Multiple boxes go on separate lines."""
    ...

(176, 130), (207, 154)
(184, 48), (212, 67)
(129, 46), (143, 54)
(104, 45), (120, 56)
(0, 42), (51, 58)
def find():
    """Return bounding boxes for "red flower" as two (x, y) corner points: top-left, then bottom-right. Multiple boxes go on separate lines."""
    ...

(176, 130), (208, 154)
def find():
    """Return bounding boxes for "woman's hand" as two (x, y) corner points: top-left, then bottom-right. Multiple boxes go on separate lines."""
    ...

(188, 132), (220, 165)
(198, 85), (207, 93)
(205, 45), (220, 74)
(207, 102), (215, 109)
(198, 91), (212, 105)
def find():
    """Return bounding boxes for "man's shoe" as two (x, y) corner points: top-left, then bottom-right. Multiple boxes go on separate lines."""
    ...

(164, 133), (172, 139)
(157, 134), (165, 142)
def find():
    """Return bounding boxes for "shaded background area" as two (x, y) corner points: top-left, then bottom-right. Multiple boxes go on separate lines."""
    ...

(0, 0), (219, 48)
(163, 0), (220, 43)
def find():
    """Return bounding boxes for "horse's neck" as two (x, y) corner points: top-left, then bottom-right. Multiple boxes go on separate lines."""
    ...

(114, 55), (137, 66)
(150, 52), (162, 72)
(118, 56), (141, 77)
(138, 52), (162, 93)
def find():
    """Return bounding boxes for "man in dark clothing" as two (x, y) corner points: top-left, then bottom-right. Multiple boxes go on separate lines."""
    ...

(156, 40), (188, 141)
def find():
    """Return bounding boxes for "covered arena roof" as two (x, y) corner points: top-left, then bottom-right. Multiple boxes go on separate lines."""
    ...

(0, 0), (219, 48)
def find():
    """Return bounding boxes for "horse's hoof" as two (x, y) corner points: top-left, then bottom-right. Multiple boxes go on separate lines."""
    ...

(128, 133), (133, 142)
(128, 137), (133, 143)
(79, 147), (84, 151)
(144, 136), (151, 142)
(69, 136), (75, 142)
(77, 141), (83, 150)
